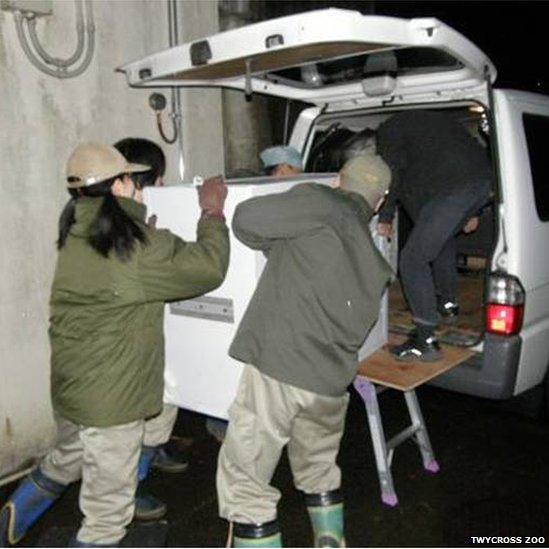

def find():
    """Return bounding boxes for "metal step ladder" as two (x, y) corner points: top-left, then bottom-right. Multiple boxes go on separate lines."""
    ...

(353, 376), (440, 506)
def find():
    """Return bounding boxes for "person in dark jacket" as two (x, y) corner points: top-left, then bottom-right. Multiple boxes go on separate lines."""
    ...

(216, 154), (392, 547)
(376, 109), (492, 361)
(0, 141), (230, 547)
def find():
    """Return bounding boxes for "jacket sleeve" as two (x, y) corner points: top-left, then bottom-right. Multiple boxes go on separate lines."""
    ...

(377, 119), (407, 223)
(232, 185), (332, 251)
(138, 218), (230, 303)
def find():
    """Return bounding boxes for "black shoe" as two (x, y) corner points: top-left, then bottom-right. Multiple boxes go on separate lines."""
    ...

(151, 443), (188, 474)
(390, 335), (442, 362)
(438, 300), (459, 324)
(134, 485), (168, 521)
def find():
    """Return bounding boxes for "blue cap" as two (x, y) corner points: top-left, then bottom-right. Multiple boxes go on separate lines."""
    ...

(260, 146), (303, 170)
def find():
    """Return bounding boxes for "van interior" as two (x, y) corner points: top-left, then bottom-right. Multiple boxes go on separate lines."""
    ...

(304, 104), (495, 364)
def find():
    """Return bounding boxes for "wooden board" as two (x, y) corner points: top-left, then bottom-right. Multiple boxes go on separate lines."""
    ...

(357, 334), (475, 392)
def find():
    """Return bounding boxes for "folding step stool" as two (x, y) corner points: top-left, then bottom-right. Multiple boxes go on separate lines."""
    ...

(353, 376), (439, 507)
(354, 339), (473, 506)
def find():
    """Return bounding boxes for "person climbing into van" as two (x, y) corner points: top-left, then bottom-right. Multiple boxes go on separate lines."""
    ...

(0, 141), (229, 547)
(376, 109), (492, 362)
(113, 137), (188, 523)
(216, 154), (392, 548)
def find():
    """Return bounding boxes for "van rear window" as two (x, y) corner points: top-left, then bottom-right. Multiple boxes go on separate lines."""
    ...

(523, 113), (549, 222)
(264, 47), (462, 90)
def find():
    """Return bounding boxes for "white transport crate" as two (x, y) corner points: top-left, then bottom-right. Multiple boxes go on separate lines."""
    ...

(143, 174), (392, 419)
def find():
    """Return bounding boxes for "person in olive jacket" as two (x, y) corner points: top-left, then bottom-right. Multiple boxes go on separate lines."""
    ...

(216, 154), (392, 548)
(0, 142), (230, 547)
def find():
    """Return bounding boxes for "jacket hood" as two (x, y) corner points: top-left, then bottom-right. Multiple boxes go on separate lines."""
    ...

(333, 187), (375, 223)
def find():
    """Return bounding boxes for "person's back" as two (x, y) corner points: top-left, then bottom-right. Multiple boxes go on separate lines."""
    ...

(50, 195), (206, 426)
(377, 110), (491, 219)
(217, 155), (392, 547)
(229, 182), (391, 396)
(0, 141), (230, 548)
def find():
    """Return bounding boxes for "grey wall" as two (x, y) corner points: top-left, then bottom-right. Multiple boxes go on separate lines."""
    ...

(0, 0), (223, 480)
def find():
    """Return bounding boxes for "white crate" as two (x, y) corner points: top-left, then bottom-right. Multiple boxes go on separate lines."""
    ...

(144, 175), (390, 419)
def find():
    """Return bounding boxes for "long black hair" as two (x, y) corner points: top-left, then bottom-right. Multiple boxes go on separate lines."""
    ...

(57, 175), (146, 261)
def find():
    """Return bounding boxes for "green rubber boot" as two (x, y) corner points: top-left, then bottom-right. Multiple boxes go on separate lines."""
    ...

(305, 490), (345, 548)
(232, 519), (282, 547)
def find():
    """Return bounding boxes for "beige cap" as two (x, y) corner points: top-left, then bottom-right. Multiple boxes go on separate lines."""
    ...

(339, 154), (391, 209)
(66, 141), (151, 188)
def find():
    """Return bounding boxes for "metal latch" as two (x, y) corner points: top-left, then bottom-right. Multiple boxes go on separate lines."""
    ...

(170, 296), (234, 324)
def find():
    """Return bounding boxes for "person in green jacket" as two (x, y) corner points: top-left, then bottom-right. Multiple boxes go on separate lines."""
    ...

(216, 154), (392, 547)
(0, 141), (230, 547)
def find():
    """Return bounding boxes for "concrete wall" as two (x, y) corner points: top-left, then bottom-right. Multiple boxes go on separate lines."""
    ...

(0, 0), (223, 480)
(220, 10), (273, 177)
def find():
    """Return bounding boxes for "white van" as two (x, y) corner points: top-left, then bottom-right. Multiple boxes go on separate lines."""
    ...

(119, 9), (549, 409)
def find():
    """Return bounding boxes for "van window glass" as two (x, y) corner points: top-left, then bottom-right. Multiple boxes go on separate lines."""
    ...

(264, 47), (462, 89)
(523, 113), (549, 222)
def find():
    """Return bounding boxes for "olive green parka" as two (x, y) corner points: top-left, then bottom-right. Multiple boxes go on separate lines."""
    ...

(49, 196), (230, 427)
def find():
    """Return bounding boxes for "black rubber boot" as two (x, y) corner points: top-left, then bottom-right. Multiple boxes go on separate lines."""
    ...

(232, 519), (282, 547)
(151, 443), (188, 474)
(305, 489), (345, 548)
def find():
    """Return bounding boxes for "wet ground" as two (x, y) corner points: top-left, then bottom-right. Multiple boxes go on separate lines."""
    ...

(3, 383), (548, 548)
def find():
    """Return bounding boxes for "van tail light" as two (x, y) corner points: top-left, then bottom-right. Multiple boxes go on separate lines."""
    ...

(485, 273), (525, 336)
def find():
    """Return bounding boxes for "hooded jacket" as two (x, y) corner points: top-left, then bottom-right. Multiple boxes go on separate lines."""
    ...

(49, 196), (229, 427)
(377, 110), (492, 222)
(229, 183), (392, 397)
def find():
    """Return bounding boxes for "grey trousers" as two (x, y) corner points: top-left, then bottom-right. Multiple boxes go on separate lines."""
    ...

(39, 414), (144, 545)
(400, 184), (491, 327)
(217, 365), (349, 524)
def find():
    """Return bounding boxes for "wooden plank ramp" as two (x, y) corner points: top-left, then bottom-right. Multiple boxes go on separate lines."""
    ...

(357, 333), (475, 392)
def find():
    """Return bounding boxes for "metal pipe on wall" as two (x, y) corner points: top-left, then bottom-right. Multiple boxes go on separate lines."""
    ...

(12, 0), (95, 79)
(167, 0), (185, 181)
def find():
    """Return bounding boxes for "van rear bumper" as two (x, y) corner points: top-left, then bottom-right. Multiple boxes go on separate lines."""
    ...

(429, 333), (521, 399)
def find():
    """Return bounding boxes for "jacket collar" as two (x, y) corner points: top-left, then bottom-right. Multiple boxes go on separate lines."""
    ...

(334, 187), (375, 222)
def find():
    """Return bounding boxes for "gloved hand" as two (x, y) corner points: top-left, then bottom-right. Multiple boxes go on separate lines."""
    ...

(198, 175), (227, 220)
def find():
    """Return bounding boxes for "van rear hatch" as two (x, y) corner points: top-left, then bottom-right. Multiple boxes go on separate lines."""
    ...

(118, 8), (495, 107)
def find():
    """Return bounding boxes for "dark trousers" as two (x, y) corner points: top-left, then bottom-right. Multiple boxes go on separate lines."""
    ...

(399, 184), (491, 328)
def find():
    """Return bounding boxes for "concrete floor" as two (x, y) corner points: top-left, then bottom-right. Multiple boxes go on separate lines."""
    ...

(3, 385), (549, 547)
